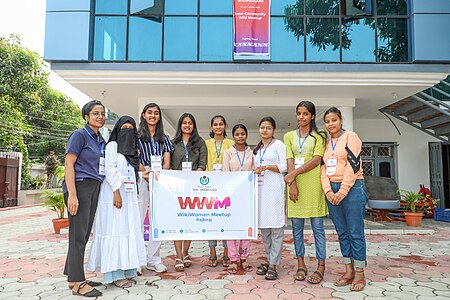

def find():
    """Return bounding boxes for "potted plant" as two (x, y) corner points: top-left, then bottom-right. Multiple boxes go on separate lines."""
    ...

(41, 189), (68, 234)
(400, 190), (439, 227)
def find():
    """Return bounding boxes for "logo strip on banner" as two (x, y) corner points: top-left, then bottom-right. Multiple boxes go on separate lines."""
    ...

(233, 0), (271, 60)
(150, 170), (257, 241)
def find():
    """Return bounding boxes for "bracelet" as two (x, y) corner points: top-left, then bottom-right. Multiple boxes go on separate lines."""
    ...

(299, 166), (305, 174)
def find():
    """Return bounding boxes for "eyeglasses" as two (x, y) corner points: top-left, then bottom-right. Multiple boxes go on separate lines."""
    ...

(90, 112), (106, 117)
(259, 126), (274, 131)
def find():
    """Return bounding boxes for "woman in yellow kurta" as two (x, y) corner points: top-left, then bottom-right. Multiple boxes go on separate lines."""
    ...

(284, 101), (327, 284)
(205, 115), (234, 267)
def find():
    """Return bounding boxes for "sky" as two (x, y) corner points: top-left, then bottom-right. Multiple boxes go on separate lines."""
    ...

(0, 0), (92, 107)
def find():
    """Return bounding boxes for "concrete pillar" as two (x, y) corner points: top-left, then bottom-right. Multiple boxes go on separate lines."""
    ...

(338, 106), (354, 131)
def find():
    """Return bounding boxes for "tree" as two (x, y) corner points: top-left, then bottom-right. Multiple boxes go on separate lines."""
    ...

(0, 35), (84, 186)
(283, 0), (408, 62)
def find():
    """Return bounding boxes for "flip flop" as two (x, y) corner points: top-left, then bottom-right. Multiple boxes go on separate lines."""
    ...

(175, 258), (185, 272)
(227, 262), (238, 274)
(208, 255), (218, 267)
(241, 261), (253, 272)
(307, 270), (324, 284)
(334, 276), (354, 286)
(183, 255), (192, 268)
(256, 263), (269, 275)
(113, 278), (132, 288)
(293, 267), (308, 281)
(265, 268), (278, 280)
(350, 278), (366, 291)
(222, 256), (231, 267)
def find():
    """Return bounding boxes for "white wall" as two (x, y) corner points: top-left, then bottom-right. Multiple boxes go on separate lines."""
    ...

(355, 118), (441, 192)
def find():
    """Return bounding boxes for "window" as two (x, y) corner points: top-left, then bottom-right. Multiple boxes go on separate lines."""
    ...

(128, 16), (162, 61)
(200, 18), (233, 61)
(362, 143), (397, 178)
(164, 17), (198, 61)
(91, 0), (409, 63)
(93, 16), (127, 61)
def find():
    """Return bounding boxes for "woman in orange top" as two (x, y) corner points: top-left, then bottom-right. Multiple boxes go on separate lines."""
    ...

(320, 107), (367, 292)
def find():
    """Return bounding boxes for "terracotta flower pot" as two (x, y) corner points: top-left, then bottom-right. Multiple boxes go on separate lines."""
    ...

(52, 218), (69, 234)
(404, 212), (423, 227)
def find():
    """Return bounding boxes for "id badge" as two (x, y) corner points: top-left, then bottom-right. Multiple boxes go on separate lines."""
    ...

(182, 161), (192, 171)
(99, 157), (106, 176)
(258, 172), (265, 186)
(124, 176), (135, 192)
(151, 155), (162, 172)
(295, 157), (305, 169)
(326, 158), (337, 176)
(213, 164), (222, 172)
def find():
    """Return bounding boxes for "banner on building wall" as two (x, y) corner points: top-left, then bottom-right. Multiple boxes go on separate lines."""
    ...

(233, 0), (271, 60)
(150, 170), (258, 241)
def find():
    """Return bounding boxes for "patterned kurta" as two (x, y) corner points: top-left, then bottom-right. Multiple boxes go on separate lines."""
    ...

(284, 130), (327, 218)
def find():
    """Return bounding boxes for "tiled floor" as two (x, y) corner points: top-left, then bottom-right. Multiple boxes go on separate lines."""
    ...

(1, 205), (449, 299)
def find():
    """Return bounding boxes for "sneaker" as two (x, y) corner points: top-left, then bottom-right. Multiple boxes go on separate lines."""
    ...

(146, 263), (167, 273)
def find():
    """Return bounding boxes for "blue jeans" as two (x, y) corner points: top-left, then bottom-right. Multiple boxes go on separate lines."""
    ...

(292, 217), (326, 261)
(208, 240), (228, 249)
(326, 179), (367, 268)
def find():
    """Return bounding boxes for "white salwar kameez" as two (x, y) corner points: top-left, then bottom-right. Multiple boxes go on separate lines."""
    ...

(255, 139), (287, 266)
(87, 142), (146, 276)
(255, 139), (287, 228)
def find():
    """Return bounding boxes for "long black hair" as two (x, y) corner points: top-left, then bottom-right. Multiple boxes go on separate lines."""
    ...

(209, 115), (228, 138)
(253, 117), (276, 155)
(81, 100), (104, 123)
(232, 123), (248, 146)
(297, 100), (326, 141)
(138, 102), (166, 143)
(173, 113), (202, 152)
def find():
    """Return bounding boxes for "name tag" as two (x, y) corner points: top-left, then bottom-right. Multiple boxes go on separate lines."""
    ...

(151, 155), (162, 172)
(124, 176), (135, 192)
(258, 172), (265, 186)
(213, 164), (222, 172)
(295, 157), (305, 169)
(182, 161), (192, 171)
(99, 157), (106, 176)
(326, 158), (337, 176)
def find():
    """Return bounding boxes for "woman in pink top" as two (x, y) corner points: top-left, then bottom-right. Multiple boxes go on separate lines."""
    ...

(320, 107), (367, 292)
(222, 124), (255, 274)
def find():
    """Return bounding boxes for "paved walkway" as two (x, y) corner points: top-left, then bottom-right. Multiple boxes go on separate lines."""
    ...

(1, 205), (450, 299)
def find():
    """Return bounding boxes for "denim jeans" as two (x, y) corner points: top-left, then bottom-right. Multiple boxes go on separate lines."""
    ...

(326, 179), (367, 268)
(291, 217), (326, 261)
(208, 240), (228, 249)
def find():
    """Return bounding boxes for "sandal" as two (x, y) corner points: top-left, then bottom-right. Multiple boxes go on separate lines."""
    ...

(175, 258), (185, 272)
(241, 261), (253, 272)
(227, 262), (238, 274)
(207, 255), (218, 267)
(334, 276), (354, 286)
(265, 268), (278, 280)
(350, 270), (366, 291)
(183, 255), (192, 268)
(222, 256), (231, 267)
(68, 280), (102, 289)
(72, 281), (102, 297)
(307, 262), (325, 284)
(256, 262), (269, 275)
(293, 267), (308, 281)
(113, 278), (132, 288)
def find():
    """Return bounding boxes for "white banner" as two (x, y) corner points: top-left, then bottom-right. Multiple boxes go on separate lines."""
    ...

(150, 170), (258, 241)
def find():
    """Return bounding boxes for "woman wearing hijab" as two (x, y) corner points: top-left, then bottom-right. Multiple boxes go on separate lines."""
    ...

(87, 116), (146, 289)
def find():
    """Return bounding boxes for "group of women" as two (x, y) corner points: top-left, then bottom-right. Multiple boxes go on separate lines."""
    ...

(63, 100), (367, 298)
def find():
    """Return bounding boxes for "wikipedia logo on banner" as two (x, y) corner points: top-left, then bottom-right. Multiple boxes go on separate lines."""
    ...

(200, 175), (210, 185)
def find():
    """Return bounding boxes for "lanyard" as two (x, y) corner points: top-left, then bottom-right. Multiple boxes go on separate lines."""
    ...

(214, 140), (223, 161)
(83, 127), (105, 154)
(331, 130), (343, 156)
(297, 129), (309, 154)
(235, 146), (246, 170)
(150, 139), (158, 156)
(183, 141), (189, 162)
(259, 138), (273, 165)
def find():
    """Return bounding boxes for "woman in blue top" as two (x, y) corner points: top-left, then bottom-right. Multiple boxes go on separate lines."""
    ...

(63, 100), (106, 297)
